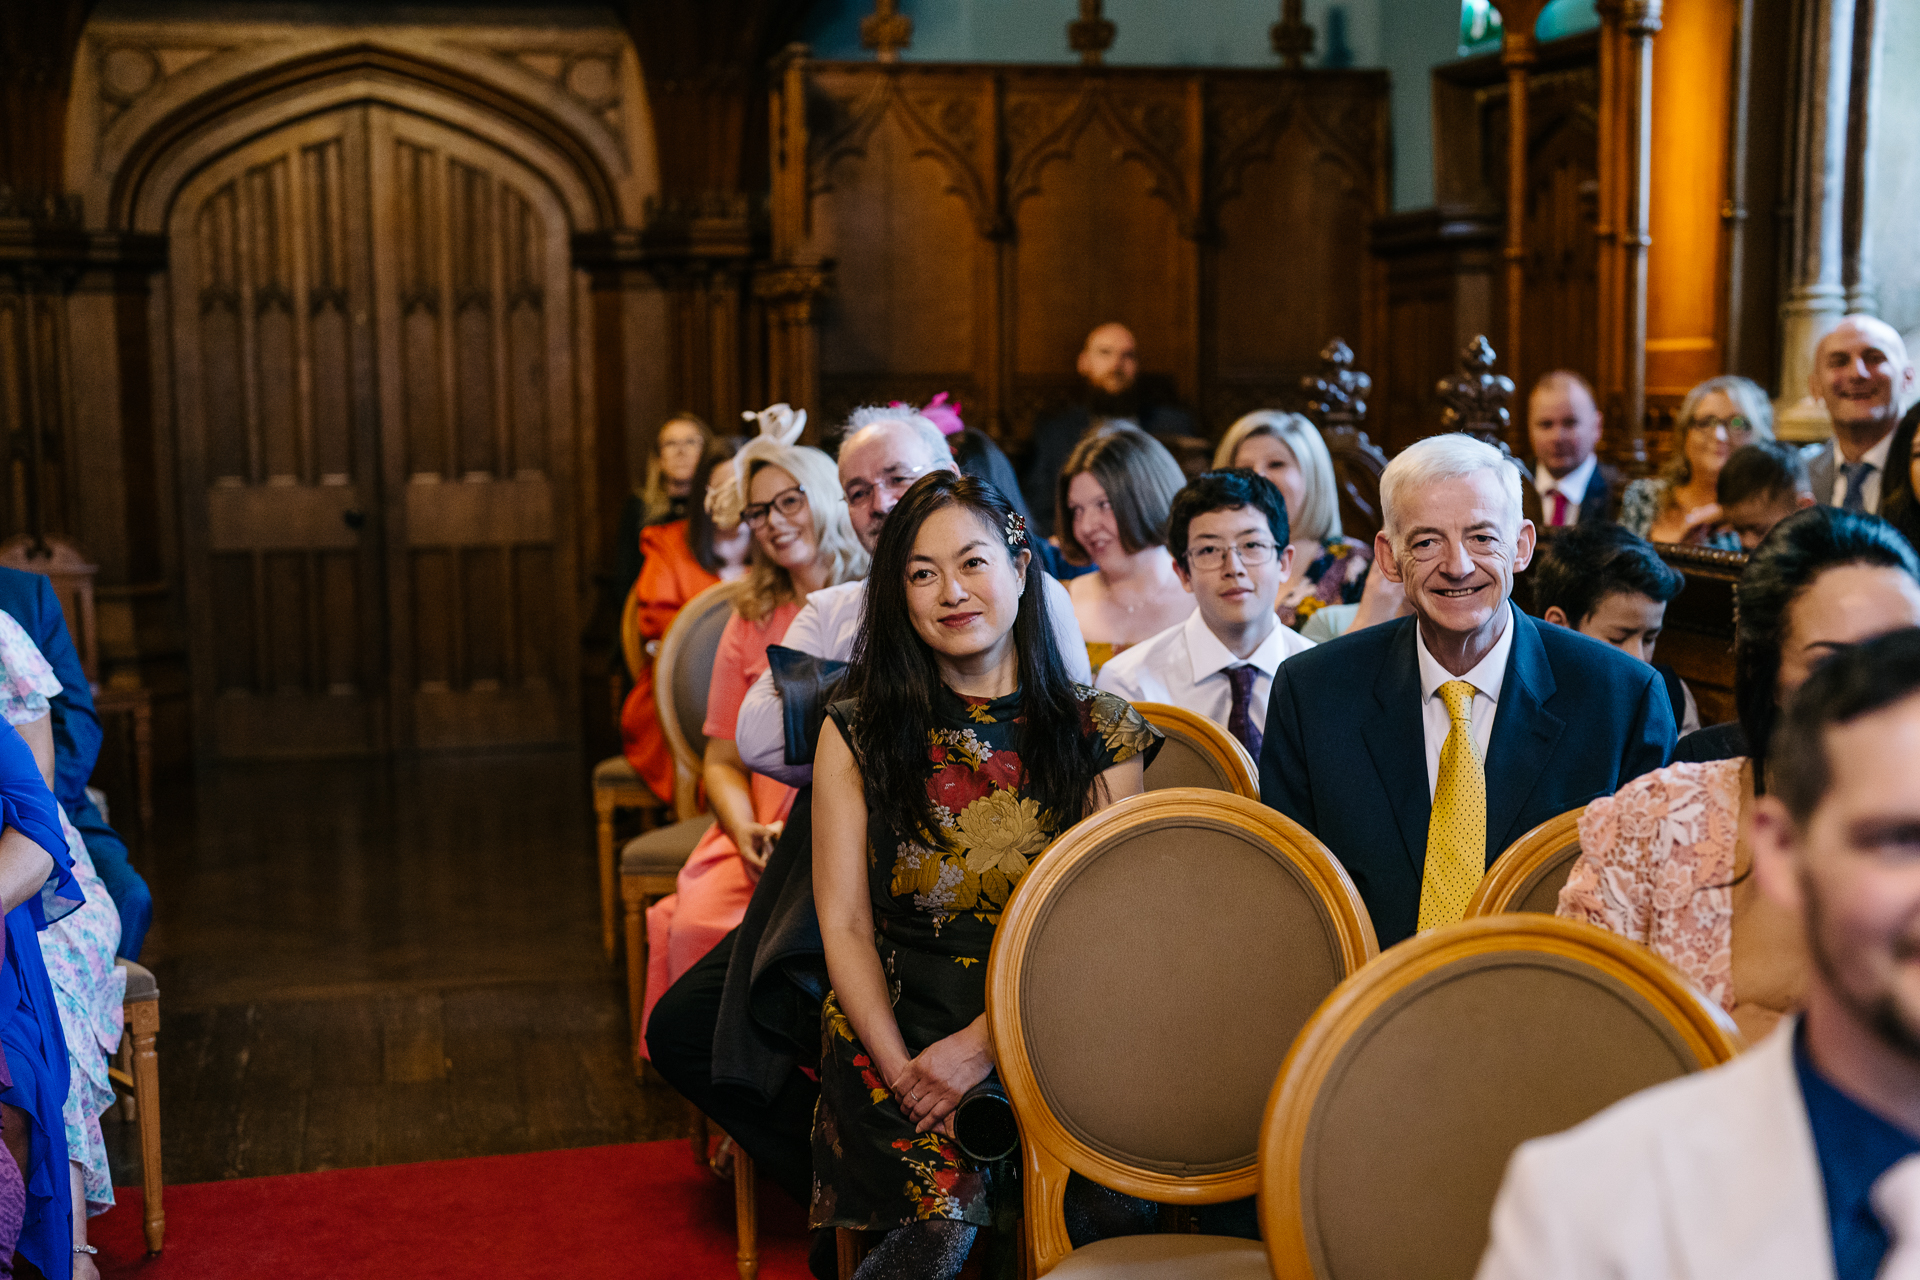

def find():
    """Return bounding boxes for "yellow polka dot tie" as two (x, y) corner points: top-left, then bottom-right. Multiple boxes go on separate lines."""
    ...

(1418, 679), (1486, 932)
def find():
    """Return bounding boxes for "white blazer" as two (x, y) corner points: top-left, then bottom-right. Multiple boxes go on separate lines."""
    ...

(1475, 1021), (1834, 1280)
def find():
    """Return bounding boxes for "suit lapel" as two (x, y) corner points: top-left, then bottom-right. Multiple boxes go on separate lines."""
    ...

(1359, 619), (1431, 879)
(1483, 611), (1565, 856)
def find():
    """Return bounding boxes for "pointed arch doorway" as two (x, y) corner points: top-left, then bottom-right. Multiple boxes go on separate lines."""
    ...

(159, 81), (605, 759)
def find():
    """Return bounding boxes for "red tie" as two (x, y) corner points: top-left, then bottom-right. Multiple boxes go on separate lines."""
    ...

(1549, 490), (1570, 527)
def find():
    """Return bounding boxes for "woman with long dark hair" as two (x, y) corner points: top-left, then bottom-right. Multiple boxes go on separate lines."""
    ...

(1558, 507), (1920, 1043)
(811, 472), (1157, 1276)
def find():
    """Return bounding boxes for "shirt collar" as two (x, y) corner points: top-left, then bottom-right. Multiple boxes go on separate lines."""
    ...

(1413, 601), (1516, 704)
(1836, 430), (1897, 473)
(1534, 452), (1598, 505)
(1182, 607), (1288, 684)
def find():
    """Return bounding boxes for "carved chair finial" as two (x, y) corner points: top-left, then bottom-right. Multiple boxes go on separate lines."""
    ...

(1436, 335), (1516, 447)
(861, 0), (914, 63)
(1302, 337), (1370, 427)
(1069, 0), (1117, 66)
(1271, 0), (1316, 70)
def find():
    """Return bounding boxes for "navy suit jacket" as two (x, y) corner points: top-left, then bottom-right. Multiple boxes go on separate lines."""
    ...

(1259, 607), (1675, 948)
(0, 568), (100, 814)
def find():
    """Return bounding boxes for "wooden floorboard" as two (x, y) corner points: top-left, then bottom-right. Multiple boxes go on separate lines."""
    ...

(104, 750), (690, 1190)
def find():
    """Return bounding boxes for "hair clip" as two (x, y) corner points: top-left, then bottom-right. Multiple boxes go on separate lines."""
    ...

(1005, 512), (1028, 548)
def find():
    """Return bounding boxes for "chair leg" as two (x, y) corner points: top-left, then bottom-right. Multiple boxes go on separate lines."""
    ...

(688, 1100), (709, 1166)
(836, 1228), (869, 1279)
(114, 1037), (136, 1122)
(734, 1149), (758, 1280)
(595, 793), (617, 962)
(623, 882), (648, 1074)
(128, 1000), (163, 1253)
(133, 702), (154, 835)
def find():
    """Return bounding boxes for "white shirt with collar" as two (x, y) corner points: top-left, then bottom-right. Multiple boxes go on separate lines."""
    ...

(1094, 608), (1313, 730)
(1533, 453), (1597, 525)
(1827, 429), (1895, 513)
(1413, 602), (1517, 800)
(734, 573), (1091, 785)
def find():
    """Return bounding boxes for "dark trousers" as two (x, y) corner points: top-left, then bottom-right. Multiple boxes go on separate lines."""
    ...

(646, 927), (819, 1207)
(67, 796), (150, 961)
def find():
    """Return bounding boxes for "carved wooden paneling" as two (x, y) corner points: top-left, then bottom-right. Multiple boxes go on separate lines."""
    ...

(769, 59), (1389, 445)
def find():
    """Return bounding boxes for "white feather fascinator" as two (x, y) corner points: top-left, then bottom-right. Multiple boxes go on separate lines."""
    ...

(705, 403), (810, 530)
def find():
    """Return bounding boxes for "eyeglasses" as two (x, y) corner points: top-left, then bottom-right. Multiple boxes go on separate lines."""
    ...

(1687, 414), (1752, 438)
(843, 465), (930, 511)
(1184, 539), (1279, 571)
(742, 485), (809, 528)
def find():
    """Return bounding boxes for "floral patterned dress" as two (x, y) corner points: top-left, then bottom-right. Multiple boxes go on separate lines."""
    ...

(0, 612), (125, 1213)
(1279, 536), (1371, 631)
(809, 684), (1157, 1231)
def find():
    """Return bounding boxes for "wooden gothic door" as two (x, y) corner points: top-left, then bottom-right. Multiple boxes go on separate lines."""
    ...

(170, 104), (579, 758)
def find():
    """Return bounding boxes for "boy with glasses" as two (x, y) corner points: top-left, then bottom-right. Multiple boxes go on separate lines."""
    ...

(1095, 469), (1313, 757)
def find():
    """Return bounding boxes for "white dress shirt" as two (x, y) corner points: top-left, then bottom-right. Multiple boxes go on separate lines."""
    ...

(1533, 453), (1597, 526)
(734, 573), (1090, 785)
(1827, 429), (1895, 513)
(1094, 609), (1313, 730)
(1413, 603), (1516, 801)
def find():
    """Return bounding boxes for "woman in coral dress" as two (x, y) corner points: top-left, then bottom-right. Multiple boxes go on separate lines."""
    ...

(640, 406), (868, 1045)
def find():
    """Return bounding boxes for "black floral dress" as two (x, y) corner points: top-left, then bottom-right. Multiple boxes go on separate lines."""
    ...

(809, 684), (1158, 1231)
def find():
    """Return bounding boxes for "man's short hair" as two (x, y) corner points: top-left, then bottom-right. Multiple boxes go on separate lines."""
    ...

(1532, 369), (1597, 406)
(1166, 469), (1291, 565)
(1718, 440), (1811, 508)
(1530, 522), (1683, 624)
(1378, 433), (1523, 547)
(1771, 627), (1920, 826)
(842, 405), (951, 466)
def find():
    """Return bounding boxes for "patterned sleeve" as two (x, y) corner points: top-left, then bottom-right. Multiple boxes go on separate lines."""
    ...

(0, 613), (62, 727)
(1081, 687), (1160, 769)
(1559, 791), (1651, 943)
(1617, 479), (1664, 538)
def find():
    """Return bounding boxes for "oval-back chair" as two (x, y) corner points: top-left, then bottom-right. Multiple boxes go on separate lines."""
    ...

(1465, 805), (1587, 918)
(987, 789), (1377, 1276)
(1133, 702), (1259, 797)
(1259, 915), (1742, 1280)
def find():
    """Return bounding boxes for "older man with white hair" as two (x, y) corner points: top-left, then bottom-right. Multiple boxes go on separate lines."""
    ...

(1259, 433), (1675, 948)
(1806, 315), (1918, 514)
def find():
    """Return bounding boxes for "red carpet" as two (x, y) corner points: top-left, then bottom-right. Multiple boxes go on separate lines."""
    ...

(88, 1141), (813, 1279)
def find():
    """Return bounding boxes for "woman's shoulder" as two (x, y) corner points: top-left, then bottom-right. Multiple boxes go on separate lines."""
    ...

(1075, 685), (1159, 763)
(639, 518), (690, 555)
(1581, 757), (1745, 849)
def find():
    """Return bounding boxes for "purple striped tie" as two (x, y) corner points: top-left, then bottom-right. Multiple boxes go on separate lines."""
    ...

(1226, 665), (1262, 759)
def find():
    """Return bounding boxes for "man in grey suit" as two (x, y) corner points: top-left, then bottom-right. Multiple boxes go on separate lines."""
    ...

(1804, 315), (1915, 515)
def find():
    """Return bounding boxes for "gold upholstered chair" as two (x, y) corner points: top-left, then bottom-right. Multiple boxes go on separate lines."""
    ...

(1259, 915), (1742, 1280)
(1464, 804), (1588, 918)
(110, 959), (164, 1252)
(986, 789), (1377, 1276)
(1131, 703), (1258, 797)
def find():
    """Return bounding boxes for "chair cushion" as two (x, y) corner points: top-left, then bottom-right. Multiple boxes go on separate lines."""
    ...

(116, 959), (157, 1003)
(622, 815), (717, 877)
(1048, 1234), (1268, 1278)
(592, 756), (663, 803)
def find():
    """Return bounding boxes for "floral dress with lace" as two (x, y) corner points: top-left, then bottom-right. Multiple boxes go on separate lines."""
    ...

(1557, 757), (1744, 1012)
(809, 684), (1157, 1231)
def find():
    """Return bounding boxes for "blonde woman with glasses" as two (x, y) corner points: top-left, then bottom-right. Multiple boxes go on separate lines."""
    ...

(1620, 376), (1773, 548)
(1214, 410), (1373, 629)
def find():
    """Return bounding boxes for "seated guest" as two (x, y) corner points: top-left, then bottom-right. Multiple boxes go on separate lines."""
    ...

(1020, 323), (1196, 534)
(1522, 371), (1623, 529)
(812, 472), (1156, 1276)
(1097, 469), (1314, 755)
(1530, 522), (1698, 734)
(1559, 507), (1920, 1042)
(1213, 411), (1372, 629)
(1718, 440), (1816, 550)
(1261, 433), (1675, 949)
(1877, 401), (1920, 550)
(0, 614), (123, 1270)
(0, 567), (149, 959)
(1059, 425), (1195, 673)
(1479, 629), (1920, 1280)
(645, 408), (1089, 1236)
(613, 412), (714, 607)
(1804, 314), (1915, 514)
(640, 407), (867, 1049)
(1621, 375), (1773, 548)
(619, 448), (751, 800)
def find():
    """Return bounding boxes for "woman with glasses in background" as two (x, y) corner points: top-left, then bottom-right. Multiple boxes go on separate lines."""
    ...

(639, 406), (868, 1053)
(1620, 376), (1774, 548)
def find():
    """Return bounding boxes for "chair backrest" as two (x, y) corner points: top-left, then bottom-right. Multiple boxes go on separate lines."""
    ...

(988, 789), (1376, 1274)
(1133, 702), (1258, 797)
(619, 583), (646, 684)
(1318, 424), (1388, 547)
(0, 536), (99, 681)
(1465, 805), (1586, 917)
(1260, 915), (1741, 1280)
(652, 580), (742, 817)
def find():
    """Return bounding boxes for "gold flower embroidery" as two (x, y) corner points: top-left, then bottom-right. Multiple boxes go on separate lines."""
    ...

(957, 789), (1049, 882)
(966, 701), (996, 724)
(1088, 690), (1156, 761)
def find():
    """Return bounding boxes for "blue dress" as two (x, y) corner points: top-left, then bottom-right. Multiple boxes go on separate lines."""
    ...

(0, 723), (81, 1276)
